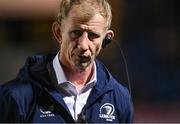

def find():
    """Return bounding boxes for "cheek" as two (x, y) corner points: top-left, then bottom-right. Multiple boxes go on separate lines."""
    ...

(96, 46), (101, 55)
(93, 43), (102, 55)
(61, 41), (71, 56)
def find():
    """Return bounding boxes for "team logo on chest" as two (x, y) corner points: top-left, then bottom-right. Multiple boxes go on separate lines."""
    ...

(39, 105), (55, 118)
(99, 103), (115, 121)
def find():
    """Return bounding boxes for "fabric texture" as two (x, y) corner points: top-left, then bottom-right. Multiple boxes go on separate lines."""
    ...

(0, 54), (133, 123)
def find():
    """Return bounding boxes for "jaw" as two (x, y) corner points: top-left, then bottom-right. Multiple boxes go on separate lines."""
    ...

(71, 55), (94, 72)
(75, 60), (93, 72)
(60, 53), (93, 73)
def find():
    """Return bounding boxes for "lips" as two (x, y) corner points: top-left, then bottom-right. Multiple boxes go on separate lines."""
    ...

(78, 55), (91, 63)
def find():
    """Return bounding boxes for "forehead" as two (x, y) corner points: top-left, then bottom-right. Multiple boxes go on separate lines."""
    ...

(63, 6), (107, 31)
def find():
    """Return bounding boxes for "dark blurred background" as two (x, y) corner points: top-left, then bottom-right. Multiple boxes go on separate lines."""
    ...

(0, 0), (179, 122)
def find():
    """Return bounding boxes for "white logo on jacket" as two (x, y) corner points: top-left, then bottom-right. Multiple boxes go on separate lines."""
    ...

(99, 103), (115, 121)
(39, 105), (55, 118)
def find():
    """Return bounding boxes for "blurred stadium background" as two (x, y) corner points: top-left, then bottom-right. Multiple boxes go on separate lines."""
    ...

(0, 0), (179, 122)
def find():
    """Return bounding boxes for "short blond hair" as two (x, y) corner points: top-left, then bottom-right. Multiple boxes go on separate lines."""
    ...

(57, 0), (112, 29)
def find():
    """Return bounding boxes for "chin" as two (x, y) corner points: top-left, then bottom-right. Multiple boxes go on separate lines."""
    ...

(75, 61), (92, 71)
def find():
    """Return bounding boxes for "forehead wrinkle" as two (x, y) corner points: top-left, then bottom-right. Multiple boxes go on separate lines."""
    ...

(71, 21), (105, 35)
(70, 14), (106, 30)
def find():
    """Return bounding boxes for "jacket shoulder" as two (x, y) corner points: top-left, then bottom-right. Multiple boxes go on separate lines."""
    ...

(110, 78), (133, 122)
(0, 77), (33, 100)
(0, 78), (34, 122)
(112, 79), (130, 98)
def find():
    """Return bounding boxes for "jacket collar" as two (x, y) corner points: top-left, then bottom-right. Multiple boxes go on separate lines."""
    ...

(21, 55), (114, 106)
(20, 54), (57, 90)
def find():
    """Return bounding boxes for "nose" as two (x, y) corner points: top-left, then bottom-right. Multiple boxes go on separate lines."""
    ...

(77, 32), (89, 50)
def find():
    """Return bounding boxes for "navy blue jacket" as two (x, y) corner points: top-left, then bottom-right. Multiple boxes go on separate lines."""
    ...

(0, 54), (133, 123)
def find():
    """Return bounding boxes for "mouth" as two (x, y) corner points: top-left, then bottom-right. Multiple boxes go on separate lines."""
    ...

(78, 55), (91, 63)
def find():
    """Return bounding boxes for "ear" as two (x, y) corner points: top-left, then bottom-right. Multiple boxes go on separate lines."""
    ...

(106, 30), (114, 39)
(52, 21), (62, 44)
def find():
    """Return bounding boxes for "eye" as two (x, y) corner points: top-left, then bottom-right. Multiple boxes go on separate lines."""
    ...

(70, 30), (82, 39)
(88, 32), (99, 40)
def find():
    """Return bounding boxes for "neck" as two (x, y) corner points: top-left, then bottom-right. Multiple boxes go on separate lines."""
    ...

(61, 62), (94, 92)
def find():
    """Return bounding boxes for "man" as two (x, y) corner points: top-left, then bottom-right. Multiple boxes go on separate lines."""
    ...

(0, 0), (133, 123)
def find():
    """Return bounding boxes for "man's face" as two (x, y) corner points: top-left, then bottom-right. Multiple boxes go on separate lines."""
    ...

(59, 7), (107, 71)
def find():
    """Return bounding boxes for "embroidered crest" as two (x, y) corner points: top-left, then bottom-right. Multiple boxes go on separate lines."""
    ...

(99, 103), (115, 121)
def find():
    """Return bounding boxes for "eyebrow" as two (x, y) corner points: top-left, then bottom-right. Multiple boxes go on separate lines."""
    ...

(71, 25), (102, 35)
